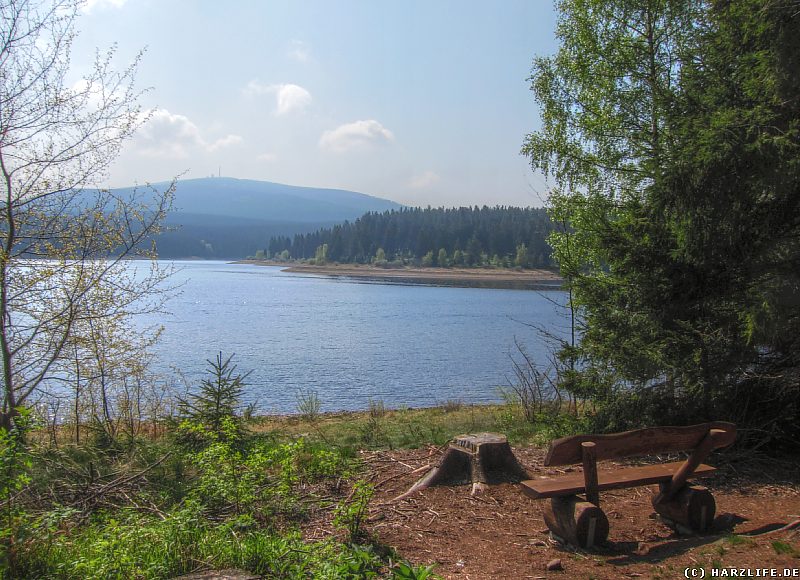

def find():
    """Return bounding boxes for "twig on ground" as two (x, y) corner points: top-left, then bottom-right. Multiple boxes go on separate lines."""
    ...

(71, 452), (172, 509)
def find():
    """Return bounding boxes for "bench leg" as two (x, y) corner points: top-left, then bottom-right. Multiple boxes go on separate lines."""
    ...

(652, 484), (716, 532)
(544, 495), (609, 549)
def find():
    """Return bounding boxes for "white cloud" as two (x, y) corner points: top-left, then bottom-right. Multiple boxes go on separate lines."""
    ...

(243, 80), (269, 97)
(409, 170), (441, 189)
(82, 0), (127, 13)
(244, 81), (312, 115)
(257, 152), (277, 162)
(274, 84), (312, 115)
(207, 134), (243, 151)
(319, 120), (395, 153)
(287, 40), (311, 63)
(134, 109), (242, 158)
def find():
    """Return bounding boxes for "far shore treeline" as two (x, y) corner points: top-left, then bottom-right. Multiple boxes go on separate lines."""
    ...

(263, 206), (554, 268)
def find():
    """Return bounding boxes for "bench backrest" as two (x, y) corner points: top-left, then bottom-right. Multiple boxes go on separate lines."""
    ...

(544, 421), (737, 467)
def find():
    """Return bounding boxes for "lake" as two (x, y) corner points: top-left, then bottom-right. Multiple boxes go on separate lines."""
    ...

(143, 261), (569, 413)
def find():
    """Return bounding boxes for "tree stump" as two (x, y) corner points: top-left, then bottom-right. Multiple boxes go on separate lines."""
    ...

(652, 484), (716, 532)
(393, 433), (528, 501)
(544, 495), (609, 549)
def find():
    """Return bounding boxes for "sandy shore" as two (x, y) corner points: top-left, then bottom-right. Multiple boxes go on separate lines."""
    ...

(236, 260), (564, 290)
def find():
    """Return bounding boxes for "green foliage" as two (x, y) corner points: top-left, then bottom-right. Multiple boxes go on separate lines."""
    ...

(259, 403), (540, 450)
(312, 243), (329, 265)
(391, 560), (441, 580)
(337, 545), (383, 579)
(333, 480), (374, 542)
(14, 502), (392, 580)
(189, 434), (351, 518)
(177, 353), (250, 444)
(523, 0), (800, 444)
(358, 400), (390, 448)
(0, 409), (33, 575)
(771, 540), (799, 557)
(268, 206), (554, 268)
(1, 404), (514, 578)
(6, 432), (361, 577)
(189, 428), (258, 516)
(0, 409), (32, 502)
(514, 243), (528, 268)
(296, 388), (322, 423)
(436, 248), (448, 267)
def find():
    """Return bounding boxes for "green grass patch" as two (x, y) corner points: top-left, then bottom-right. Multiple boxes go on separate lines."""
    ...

(249, 402), (582, 450)
(772, 540), (799, 557)
(14, 505), (382, 579)
(723, 534), (753, 547)
(4, 400), (589, 578)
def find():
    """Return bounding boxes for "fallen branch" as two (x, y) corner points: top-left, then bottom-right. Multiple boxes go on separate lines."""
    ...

(753, 518), (800, 535)
(72, 452), (172, 509)
(374, 464), (432, 489)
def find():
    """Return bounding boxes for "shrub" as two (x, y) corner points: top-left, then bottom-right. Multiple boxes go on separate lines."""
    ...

(333, 480), (373, 542)
(296, 389), (322, 423)
(177, 353), (250, 444)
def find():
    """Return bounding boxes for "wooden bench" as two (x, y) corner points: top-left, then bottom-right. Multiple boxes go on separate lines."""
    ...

(520, 422), (736, 548)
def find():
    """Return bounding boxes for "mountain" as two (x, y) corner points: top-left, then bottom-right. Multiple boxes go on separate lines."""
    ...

(166, 177), (402, 223)
(113, 177), (403, 259)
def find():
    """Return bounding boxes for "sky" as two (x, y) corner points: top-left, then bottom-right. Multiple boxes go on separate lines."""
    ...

(73, 0), (558, 207)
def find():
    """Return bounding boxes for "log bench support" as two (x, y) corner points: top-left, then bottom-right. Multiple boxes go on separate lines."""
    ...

(652, 484), (716, 532)
(649, 428), (728, 532)
(544, 496), (609, 548)
(521, 422), (736, 549)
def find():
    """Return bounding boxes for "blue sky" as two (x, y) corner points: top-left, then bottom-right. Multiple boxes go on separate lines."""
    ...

(75, 0), (557, 207)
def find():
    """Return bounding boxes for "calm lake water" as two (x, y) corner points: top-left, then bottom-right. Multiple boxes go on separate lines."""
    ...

(143, 261), (569, 413)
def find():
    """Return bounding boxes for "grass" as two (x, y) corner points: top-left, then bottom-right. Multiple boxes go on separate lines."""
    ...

(248, 402), (559, 450)
(723, 534), (754, 548)
(17, 506), (386, 579)
(3, 418), (449, 579)
(772, 540), (799, 557)
(3, 401), (582, 578)
(295, 388), (322, 423)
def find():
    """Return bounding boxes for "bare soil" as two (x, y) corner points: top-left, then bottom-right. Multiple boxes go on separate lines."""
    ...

(313, 445), (800, 579)
(239, 261), (563, 290)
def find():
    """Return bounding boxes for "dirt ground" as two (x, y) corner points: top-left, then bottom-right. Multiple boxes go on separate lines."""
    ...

(237, 261), (563, 289)
(326, 445), (799, 579)
(282, 264), (562, 283)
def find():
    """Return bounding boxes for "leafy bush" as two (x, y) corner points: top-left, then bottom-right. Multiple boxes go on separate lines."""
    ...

(391, 560), (441, 580)
(0, 409), (34, 575)
(188, 433), (353, 519)
(15, 503), (389, 579)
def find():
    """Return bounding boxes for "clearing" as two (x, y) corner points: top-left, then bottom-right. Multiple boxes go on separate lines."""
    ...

(307, 444), (800, 579)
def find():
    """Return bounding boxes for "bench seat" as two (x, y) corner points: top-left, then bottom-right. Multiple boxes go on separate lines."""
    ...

(521, 461), (716, 499)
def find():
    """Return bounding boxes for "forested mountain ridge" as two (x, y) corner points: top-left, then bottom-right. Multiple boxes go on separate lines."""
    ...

(107, 177), (403, 258)
(266, 206), (554, 267)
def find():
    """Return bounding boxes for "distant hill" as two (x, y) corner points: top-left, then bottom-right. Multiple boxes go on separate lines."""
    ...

(111, 177), (402, 259)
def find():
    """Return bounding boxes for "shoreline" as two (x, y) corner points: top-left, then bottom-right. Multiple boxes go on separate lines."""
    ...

(235, 260), (564, 290)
